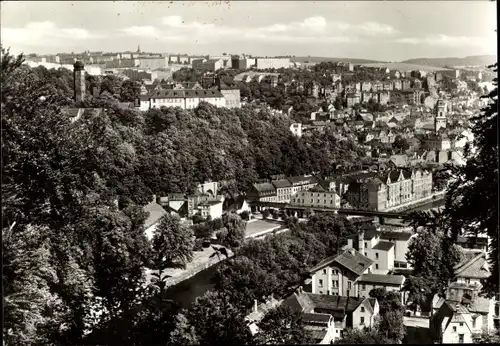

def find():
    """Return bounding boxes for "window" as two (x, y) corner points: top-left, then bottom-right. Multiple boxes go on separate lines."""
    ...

(459, 334), (464, 343)
(348, 281), (352, 289)
(375, 253), (379, 259)
(332, 280), (338, 288)
(319, 279), (323, 287)
(465, 278), (470, 284)
(364, 252), (367, 257)
(360, 317), (365, 325)
(362, 284), (366, 290)
(375, 264), (379, 269)
(323, 269), (327, 275)
(364, 242), (368, 248)
(361, 307), (365, 312)
(472, 318), (476, 329)
(459, 323), (463, 327)
(453, 326), (457, 332)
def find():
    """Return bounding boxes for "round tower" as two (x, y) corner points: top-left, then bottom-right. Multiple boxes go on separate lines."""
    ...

(73, 61), (86, 103)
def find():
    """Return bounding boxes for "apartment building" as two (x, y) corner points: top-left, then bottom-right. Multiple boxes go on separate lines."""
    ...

(290, 187), (341, 209)
(138, 89), (225, 111)
(288, 175), (318, 195)
(137, 57), (169, 70)
(255, 57), (291, 70)
(271, 178), (293, 203)
(247, 182), (277, 202)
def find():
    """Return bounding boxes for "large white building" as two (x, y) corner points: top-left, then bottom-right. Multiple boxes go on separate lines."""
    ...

(255, 58), (291, 70)
(138, 89), (225, 111)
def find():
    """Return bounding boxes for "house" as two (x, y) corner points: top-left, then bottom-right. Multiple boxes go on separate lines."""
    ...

(347, 224), (395, 274)
(271, 178), (293, 203)
(282, 287), (379, 343)
(143, 196), (168, 240)
(199, 200), (223, 219)
(289, 175), (318, 196)
(361, 81), (372, 92)
(357, 274), (406, 301)
(346, 93), (361, 107)
(137, 89), (225, 111)
(247, 182), (277, 202)
(246, 296), (282, 335)
(224, 195), (251, 215)
(309, 248), (373, 296)
(289, 186), (341, 209)
(449, 251), (490, 301)
(379, 229), (416, 268)
(430, 300), (474, 343)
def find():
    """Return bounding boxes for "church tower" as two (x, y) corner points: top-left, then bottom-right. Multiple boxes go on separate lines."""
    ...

(137, 44), (141, 53)
(434, 99), (447, 133)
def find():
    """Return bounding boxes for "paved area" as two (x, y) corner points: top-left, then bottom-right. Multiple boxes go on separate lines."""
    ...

(245, 219), (282, 238)
(404, 316), (429, 328)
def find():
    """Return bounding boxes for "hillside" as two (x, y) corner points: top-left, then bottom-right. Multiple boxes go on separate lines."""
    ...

(291, 56), (385, 64)
(401, 55), (496, 68)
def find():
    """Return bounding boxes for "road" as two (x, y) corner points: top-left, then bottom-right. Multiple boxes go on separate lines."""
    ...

(404, 316), (429, 328)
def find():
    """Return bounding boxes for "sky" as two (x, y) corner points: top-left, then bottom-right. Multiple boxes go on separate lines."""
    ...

(1, 1), (497, 61)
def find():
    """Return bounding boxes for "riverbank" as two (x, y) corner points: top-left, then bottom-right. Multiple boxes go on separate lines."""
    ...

(145, 245), (234, 288)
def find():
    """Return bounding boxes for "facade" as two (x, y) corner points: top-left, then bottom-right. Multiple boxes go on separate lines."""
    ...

(199, 200), (224, 219)
(346, 93), (361, 107)
(73, 61), (86, 102)
(255, 58), (291, 70)
(271, 178), (293, 203)
(290, 188), (341, 209)
(378, 92), (390, 105)
(435, 99), (448, 132)
(290, 123), (303, 138)
(342, 169), (433, 211)
(220, 89), (241, 109)
(309, 248), (373, 297)
(247, 182), (277, 202)
(138, 89), (225, 111)
(430, 301), (474, 344)
(288, 175), (318, 196)
(379, 230), (416, 268)
(357, 274), (405, 301)
(137, 57), (169, 70)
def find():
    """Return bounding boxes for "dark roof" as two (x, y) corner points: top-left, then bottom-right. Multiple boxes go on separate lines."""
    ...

(372, 241), (395, 251)
(307, 329), (328, 342)
(150, 89), (223, 99)
(143, 202), (168, 229)
(379, 231), (413, 241)
(310, 248), (373, 276)
(308, 294), (366, 313)
(253, 182), (276, 193)
(358, 273), (405, 285)
(271, 179), (292, 189)
(303, 313), (331, 324)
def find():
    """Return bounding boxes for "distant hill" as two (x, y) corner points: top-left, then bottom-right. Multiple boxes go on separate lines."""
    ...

(291, 56), (385, 64)
(401, 55), (496, 69)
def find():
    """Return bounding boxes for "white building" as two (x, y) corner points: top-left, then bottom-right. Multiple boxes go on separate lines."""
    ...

(138, 89), (225, 111)
(255, 58), (291, 70)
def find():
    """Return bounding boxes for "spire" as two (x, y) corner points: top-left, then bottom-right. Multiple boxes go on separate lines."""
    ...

(137, 44), (141, 53)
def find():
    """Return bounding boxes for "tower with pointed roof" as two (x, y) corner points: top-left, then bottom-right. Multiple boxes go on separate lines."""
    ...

(137, 44), (141, 53)
(434, 99), (448, 133)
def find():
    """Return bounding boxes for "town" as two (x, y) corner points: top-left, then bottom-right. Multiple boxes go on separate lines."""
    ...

(2, 1), (498, 346)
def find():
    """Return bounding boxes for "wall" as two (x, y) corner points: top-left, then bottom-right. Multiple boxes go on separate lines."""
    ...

(220, 89), (241, 109)
(442, 321), (472, 343)
(138, 58), (169, 70)
(352, 300), (377, 330)
(358, 283), (403, 300)
(312, 264), (363, 297)
(290, 191), (341, 208)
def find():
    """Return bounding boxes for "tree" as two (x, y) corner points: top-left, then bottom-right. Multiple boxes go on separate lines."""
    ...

(446, 63), (498, 297)
(169, 313), (199, 345)
(262, 209), (271, 219)
(150, 214), (195, 290)
(392, 135), (410, 153)
(185, 290), (254, 346)
(337, 327), (397, 344)
(255, 305), (313, 344)
(216, 213), (246, 249)
(369, 288), (405, 342)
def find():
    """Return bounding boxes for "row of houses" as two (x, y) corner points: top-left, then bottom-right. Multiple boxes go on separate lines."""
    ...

(247, 175), (319, 203)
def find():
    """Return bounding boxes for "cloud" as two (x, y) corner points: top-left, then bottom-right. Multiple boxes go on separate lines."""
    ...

(395, 34), (493, 47)
(120, 26), (159, 37)
(2, 21), (98, 48)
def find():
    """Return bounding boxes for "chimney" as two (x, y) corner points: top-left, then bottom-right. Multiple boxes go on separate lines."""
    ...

(358, 231), (365, 253)
(73, 61), (86, 102)
(254, 299), (258, 313)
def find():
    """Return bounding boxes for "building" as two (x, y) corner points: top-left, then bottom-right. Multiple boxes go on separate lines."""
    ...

(137, 57), (169, 70)
(191, 58), (208, 69)
(420, 133), (452, 151)
(435, 99), (448, 132)
(271, 178), (293, 203)
(290, 123), (303, 138)
(137, 89), (225, 111)
(289, 175), (318, 196)
(143, 196), (168, 240)
(247, 182), (277, 202)
(309, 248), (373, 296)
(378, 92), (390, 105)
(346, 93), (361, 107)
(393, 80), (402, 90)
(204, 59), (225, 72)
(357, 274), (405, 301)
(430, 300), (474, 343)
(401, 79), (411, 90)
(199, 200), (224, 219)
(341, 168), (433, 211)
(255, 57), (291, 70)
(379, 230), (416, 269)
(282, 287), (379, 343)
(245, 296), (282, 335)
(231, 56), (256, 69)
(73, 61), (86, 102)
(290, 187), (341, 209)
(347, 224), (395, 274)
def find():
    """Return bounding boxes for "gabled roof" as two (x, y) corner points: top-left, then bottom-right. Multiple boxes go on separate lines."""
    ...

(310, 248), (373, 276)
(454, 251), (489, 279)
(253, 182), (276, 193)
(143, 201), (168, 229)
(372, 241), (396, 251)
(379, 231), (413, 242)
(271, 179), (293, 189)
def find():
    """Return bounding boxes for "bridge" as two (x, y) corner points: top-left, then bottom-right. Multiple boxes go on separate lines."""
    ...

(249, 201), (433, 224)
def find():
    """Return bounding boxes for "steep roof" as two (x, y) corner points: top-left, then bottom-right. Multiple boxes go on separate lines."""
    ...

(143, 201), (167, 230)
(454, 251), (489, 279)
(379, 231), (413, 242)
(310, 248), (373, 276)
(372, 241), (396, 251)
(271, 179), (292, 189)
(358, 274), (405, 286)
(303, 313), (331, 324)
(308, 294), (366, 313)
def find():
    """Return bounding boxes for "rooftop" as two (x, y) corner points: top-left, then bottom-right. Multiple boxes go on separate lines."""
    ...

(358, 273), (405, 286)
(379, 231), (414, 242)
(271, 178), (293, 189)
(310, 248), (373, 276)
(372, 241), (396, 251)
(143, 201), (168, 230)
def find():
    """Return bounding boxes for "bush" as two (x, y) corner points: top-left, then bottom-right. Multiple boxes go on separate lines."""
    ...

(239, 211), (250, 220)
(192, 214), (205, 224)
(272, 210), (279, 219)
(262, 209), (270, 219)
(194, 238), (204, 252)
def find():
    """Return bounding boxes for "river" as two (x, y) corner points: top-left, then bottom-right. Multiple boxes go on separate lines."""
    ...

(165, 199), (446, 308)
